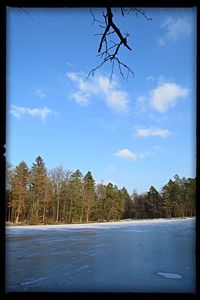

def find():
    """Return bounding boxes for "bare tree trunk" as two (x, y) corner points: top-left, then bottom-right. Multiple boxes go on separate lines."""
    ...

(42, 206), (46, 223)
(15, 208), (20, 223)
(86, 207), (90, 223)
(69, 198), (73, 223)
(56, 196), (60, 223)
(79, 202), (84, 223)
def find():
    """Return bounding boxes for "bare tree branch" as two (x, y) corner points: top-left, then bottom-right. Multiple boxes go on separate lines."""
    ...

(18, 7), (152, 81)
(89, 7), (152, 81)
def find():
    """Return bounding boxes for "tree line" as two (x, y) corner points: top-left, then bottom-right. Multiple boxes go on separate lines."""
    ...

(5, 156), (196, 225)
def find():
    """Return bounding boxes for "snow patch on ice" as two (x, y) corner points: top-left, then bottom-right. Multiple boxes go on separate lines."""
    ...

(157, 272), (183, 279)
(77, 265), (90, 271)
(81, 250), (103, 256)
(122, 229), (145, 232)
(6, 217), (195, 232)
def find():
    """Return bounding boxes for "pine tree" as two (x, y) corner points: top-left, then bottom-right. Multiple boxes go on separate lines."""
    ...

(105, 183), (115, 221)
(68, 169), (83, 223)
(6, 162), (14, 222)
(83, 171), (96, 222)
(146, 186), (161, 218)
(122, 187), (133, 219)
(95, 182), (107, 222)
(10, 161), (30, 223)
(183, 177), (196, 216)
(111, 185), (124, 220)
(30, 156), (48, 223)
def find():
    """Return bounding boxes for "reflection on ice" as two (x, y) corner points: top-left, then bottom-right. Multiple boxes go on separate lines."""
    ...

(19, 277), (47, 286)
(157, 272), (183, 279)
(81, 250), (103, 256)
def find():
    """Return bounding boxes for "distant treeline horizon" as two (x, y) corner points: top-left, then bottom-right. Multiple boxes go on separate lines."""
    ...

(6, 156), (196, 225)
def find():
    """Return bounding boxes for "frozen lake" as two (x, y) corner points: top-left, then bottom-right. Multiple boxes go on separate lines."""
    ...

(6, 218), (196, 293)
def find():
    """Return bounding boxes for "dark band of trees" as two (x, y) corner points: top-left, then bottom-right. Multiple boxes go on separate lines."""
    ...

(6, 156), (196, 225)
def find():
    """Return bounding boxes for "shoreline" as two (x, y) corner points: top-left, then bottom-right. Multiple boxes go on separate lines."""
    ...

(5, 217), (195, 230)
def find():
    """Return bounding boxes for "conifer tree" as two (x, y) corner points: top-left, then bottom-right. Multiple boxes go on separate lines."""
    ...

(68, 169), (83, 223)
(30, 156), (48, 223)
(96, 182), (107, 222)
(83, 171), (96, 223)
(121, 187), (133, 219)
(146, 186), (161, 218)
(6, 162), (14, 222)
(10, 161), (30, 223)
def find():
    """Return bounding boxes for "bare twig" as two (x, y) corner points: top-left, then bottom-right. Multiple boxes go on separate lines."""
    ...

(128, 8), (153, 21)
(88, 54), (134, 82)
(18, 7), (34, 20)
(120, 8), (125, 17)
(90, 8), (104, 25)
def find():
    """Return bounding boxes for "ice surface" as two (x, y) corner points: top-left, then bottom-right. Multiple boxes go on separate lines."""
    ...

(6, 218), (195, 293)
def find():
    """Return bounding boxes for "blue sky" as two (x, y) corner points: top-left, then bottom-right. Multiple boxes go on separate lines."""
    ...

(6, 7), (196, 194)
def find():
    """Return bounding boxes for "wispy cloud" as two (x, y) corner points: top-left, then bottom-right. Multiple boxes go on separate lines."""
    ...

(136, 95), (148, 112)
(138, 151), (152, 158)
(152, 145), (166, 153)
(66, 72), (129, 113)
(137, 79), (189, 113)
(10, 105), (57, 122)
(158, 17), (192, 46)
(113, 148), (137, 160)
(136, 127), (171, 138)
(106, 165), (117, 172)
(35, 89), (45, 98)
(146, 76), (154, 81)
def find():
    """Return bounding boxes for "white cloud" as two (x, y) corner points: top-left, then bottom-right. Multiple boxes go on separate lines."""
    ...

(113, 148), (137, 160)
(35, 89), (45, 98)
(66, 72), (97, 106)
(66, 72), (129, 112)
(137, 80), (189, 113)
(10, 105), (57, 122)
(136, 127), (171, 138)
(149, 82), (189, 112)
(158, 17), (192, 46)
